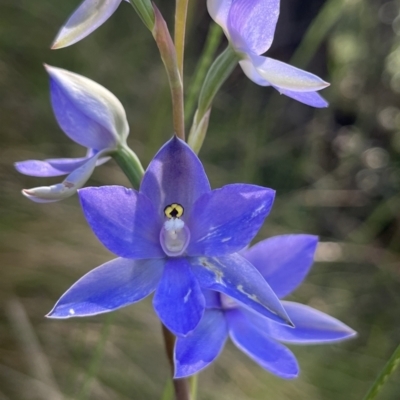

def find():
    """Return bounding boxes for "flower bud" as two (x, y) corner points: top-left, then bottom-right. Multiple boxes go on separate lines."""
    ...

(46, 65), (129, 151)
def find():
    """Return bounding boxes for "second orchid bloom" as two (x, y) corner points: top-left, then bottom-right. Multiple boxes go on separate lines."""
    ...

(208, 0), (330, 107)
(15, 66), (136, 202)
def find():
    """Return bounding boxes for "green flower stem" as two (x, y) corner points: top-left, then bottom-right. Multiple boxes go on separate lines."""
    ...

(189, 374), (198, 400)
(78, 314), (115, 400)
(174, 0), (189, 78)
(185, 23), (223, 123)
(112, 144), (145, 189)
(153, 5), (185, 141)
(188, 45), (238, 153)
(363, 343), (400, 400)
(162, 325), (192, 400)
(128, 0), (155, 31)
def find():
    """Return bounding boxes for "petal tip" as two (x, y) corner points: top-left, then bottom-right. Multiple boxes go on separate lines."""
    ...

(50, 40), (63, 50)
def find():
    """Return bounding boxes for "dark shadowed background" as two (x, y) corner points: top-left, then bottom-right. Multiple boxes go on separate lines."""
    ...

(1, 0), (400, 399)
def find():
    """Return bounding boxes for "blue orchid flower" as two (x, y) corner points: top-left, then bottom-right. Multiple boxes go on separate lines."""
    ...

(174, 234), (356, 378)
(15, 65), (129, 202)
(47, 137), (294, 337)
(208, 0), (330, 107)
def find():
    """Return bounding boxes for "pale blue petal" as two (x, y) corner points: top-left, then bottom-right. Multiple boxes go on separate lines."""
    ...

(249, 55), (329, 92)
(22, 153), (103, 203)
(52, 0), (122, 49)
(275, 87), (328, 107)
(79, 186), (164, 259)
(140, 137), (211, 219)
(228, 0), (280, 55)
(243, 235), (318, 298)
(174, 309), (228, 378)
(187, 184), (275, 256)
(15, 157), (89, 177)
(239, 58), (271, 86)
(207, 0), (231, 33)
(269, 302), (357, 344)
(227, 309), (299, 379)
(47, 257), (164, 318)
(153, 258), (205, 336)
(190, 254), (292, 326)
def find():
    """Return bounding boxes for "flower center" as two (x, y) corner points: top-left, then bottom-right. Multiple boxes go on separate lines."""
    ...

(160, 203), (190, 257)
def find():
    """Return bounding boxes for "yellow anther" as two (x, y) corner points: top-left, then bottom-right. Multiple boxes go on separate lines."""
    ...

(164, 203), (184, 219)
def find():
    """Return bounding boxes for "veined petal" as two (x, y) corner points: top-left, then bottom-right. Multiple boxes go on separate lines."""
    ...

(140, 137), (211, 219)
(274, 87), (329, 108)
(270, 302), (357, 344)
(52, 0), (122, 49)
(15, 157), (89, 177)
(47, 257), (163, 318)
(22, 153), (103, 203)
(228, 0), (280, 55)
(227, 309), (299, 379)
(153, 258), (205, 336)
(207, 0), (231, 34)
(249, 55), (329, 92)
(174, 309), (228, 378)
(190, 254), (292, 326)
(187, 184), (275, 256)
(47, 65), (129, 150)
(79, 186), (164, 259)
(243, 235), (318, 299)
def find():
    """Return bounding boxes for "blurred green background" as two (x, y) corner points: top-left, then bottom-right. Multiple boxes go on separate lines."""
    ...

(1, 0), (400, 399)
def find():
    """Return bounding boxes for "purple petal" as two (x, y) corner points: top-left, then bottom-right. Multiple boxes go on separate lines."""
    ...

(174, 309), (228, 378)
(247, 55), (329, 92)
(153, 258), (205, 336)
(227, 309), (299, 379)
(239, 58), (271, 86)
(140, 137), (211, 219)
(267, 301), (357, 344)
(207, 0), (231, 30)
(47, 65), (129, 150)
(228, 0), (280, 55)
(274, 87), (329, 108)
(79, 186), (164, 259)
(47, 257), (163, 318)
(243, 235), (318, 298)
(52, 0), (122, 49)
(190, 254), (292, 326)
(22, 153), (104, 203)
(187, 184), (275, 256)
(15, 157), (89, 177)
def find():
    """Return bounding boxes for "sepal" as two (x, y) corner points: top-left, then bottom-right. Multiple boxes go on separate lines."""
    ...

(22, 153), (104, 203)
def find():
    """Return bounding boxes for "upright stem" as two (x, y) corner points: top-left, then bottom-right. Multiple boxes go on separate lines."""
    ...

(153, 5), (185, 140)
(162, 325), (192, 400)
(174, 0), (189, 78)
